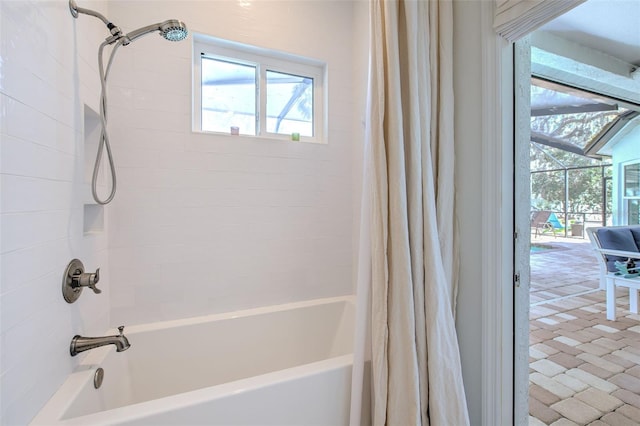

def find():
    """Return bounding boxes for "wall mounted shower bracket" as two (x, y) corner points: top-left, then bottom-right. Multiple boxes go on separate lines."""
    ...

(69, 0), (124, 44)
(69, 0), (78, 18)
(62, 259), (102, 303)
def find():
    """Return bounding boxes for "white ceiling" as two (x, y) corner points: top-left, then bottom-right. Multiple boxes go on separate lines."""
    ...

(539, 0), (640, 67)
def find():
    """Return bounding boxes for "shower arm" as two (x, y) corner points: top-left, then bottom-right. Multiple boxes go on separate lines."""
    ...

(69, 0), (123, 44)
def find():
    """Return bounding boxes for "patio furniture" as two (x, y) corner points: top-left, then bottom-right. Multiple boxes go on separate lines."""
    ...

(546, 213), (565, 236)
(571, 222), (584, 237)
(531, 210), (564, 237)
(587, 225), (640, 320)
(531, 210), (551, 237)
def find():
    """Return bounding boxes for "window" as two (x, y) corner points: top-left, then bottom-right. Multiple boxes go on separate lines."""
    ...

(193, 34), (325, 142)
(623, 162), (640, 225)
(201, 58), (257, 135)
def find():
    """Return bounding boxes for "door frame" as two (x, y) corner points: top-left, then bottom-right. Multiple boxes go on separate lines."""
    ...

(479, 2), (516, 424)
(479, 2), (532, 424)
(513, 37), (532, 425)
(478, 2), (619, 423)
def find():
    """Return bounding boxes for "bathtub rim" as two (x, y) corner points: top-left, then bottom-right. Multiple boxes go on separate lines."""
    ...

(123, 294), (355, 335)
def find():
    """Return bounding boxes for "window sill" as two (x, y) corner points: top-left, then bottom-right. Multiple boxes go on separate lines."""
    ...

(191, 129), (326, 145)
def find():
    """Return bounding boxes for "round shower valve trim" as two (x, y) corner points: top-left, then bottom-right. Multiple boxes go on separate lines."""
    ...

(62, 259), (102, 303)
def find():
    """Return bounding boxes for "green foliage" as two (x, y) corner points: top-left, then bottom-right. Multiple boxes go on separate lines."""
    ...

(531, 111), (620, 148)
(530, 144), (612, 215)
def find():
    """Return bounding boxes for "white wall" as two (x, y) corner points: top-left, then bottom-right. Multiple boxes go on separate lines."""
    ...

(0, 0), (365, 421)
(453, 1), (484, 424)
(104, 0), (366, 325)
(0, 1), (111, 424)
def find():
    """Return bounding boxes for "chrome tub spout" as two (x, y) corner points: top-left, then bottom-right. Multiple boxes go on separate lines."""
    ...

(70, 326), (130, 356)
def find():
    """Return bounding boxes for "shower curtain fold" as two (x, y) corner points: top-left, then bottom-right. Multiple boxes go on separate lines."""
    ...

(350, 1), (469, 425)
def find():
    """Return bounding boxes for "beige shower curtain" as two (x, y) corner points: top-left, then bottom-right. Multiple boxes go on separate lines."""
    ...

(350, 0), (469, 425)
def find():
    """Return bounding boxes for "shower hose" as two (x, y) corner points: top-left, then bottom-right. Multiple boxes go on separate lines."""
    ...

(92, 39), (124, 205)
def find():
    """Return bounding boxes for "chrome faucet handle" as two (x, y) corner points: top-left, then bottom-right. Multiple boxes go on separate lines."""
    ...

(72, 267), (102, 294)
(118, 325), (125, 336)
(88, 268), (102, 294)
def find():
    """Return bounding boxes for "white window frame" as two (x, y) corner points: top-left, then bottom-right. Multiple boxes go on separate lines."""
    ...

(193, 33), (326, 143)
(622, 160), (640, 225)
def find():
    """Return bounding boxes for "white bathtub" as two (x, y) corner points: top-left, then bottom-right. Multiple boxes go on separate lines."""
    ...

(32, 296), (354, 425)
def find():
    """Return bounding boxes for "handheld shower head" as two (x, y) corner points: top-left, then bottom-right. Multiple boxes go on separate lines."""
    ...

(70, 0), (189, 205)
(160, 20), (189, 42)
(123, 20), (188, 45)
(69, 1), (187, 46)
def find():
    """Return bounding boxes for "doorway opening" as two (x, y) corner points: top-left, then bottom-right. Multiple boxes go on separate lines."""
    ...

(523, 36), (640, 426)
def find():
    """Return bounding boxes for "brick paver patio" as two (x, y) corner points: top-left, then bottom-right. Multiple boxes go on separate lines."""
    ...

(529, 233), (640, 425)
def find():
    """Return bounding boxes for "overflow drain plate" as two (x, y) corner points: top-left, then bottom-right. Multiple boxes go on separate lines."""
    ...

(94, 368), (104, 389)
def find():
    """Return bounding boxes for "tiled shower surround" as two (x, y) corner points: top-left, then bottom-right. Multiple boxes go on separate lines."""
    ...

(104, 0), (367, 324)
(0, 0), (367, 423)
(1, 1), (111, 424)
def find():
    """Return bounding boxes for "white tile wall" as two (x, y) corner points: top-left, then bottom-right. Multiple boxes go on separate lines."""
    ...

(106, 0), (367, 325)
(0, 0), (366, 423)
(0, 0), (111, 424)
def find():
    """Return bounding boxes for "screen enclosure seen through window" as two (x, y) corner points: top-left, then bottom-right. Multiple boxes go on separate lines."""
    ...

(201, 57), (257, 135)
